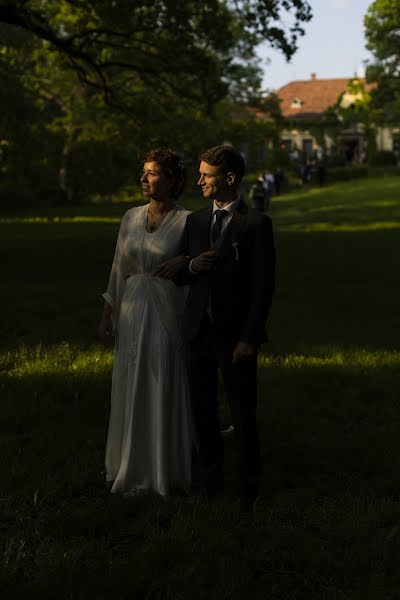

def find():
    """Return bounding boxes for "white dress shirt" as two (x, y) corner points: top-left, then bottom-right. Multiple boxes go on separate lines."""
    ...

(209, 198), (238, 245)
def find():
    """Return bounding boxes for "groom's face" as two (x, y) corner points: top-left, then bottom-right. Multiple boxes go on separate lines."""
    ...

(198, 161), (230, 200)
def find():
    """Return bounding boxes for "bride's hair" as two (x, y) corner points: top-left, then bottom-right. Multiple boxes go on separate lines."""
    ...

(142, 148), (186, 199)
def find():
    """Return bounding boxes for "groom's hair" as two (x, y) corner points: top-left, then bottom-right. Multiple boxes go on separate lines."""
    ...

(200, 145), (245, 184)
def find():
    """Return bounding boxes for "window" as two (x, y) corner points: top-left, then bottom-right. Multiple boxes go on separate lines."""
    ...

(291, 98), (303, 108)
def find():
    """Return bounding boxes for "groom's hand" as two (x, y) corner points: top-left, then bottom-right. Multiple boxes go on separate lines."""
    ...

(191, 250), (217, 273)
(153, 256), (188, 279)
(232, 341), (254, 363)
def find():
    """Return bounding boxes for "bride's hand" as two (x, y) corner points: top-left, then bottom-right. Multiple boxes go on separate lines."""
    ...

(153, 256), (188, 279)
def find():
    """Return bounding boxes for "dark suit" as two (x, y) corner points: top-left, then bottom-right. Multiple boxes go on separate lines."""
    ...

(179, 201), (275, 498)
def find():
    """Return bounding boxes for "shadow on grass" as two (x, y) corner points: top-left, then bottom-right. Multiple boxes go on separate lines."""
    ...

(1, 176), (400, 597)
(2, 225), (399, 353)
(1, 343), (399, 496)
(1, 344), (400, 598)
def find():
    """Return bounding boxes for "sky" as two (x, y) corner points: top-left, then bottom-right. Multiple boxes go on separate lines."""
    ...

(258, 0), (373, 92)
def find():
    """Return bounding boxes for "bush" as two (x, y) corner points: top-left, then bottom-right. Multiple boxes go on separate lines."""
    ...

(0, 181), (69, 209)
(325, 165), (369, 181)
(323, 164), (400, 183)
(326, 155), (348, 168)
(369, 151), (398, 166)
(0, 182), (36, 208)
(265, 147), (291, 170)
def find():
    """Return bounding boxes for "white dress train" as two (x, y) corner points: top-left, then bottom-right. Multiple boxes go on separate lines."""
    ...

(102, 204), (191, 496)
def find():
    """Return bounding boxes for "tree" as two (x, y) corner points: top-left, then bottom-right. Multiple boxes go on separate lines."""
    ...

(0, 1), (312, 203)
(0, 1), (312, 109)
(0, 25), (64, 204)
(365, 0), (400, 123)
(319, 79), (383, 162)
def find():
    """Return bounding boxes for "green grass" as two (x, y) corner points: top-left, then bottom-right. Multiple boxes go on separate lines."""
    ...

(272, 178), (400, 231)
(1, 176), (400, 599)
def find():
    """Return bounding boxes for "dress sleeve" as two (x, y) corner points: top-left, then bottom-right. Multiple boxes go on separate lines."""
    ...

(102, 211), (129, 325)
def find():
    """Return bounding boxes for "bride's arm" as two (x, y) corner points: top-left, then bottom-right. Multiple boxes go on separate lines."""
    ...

(101, 211), (129, 327)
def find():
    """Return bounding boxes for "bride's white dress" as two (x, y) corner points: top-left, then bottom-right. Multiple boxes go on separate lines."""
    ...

(102, 203), (191, 496)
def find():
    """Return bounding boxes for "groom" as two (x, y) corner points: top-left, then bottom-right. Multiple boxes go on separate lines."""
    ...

(180, 145), (275, 504)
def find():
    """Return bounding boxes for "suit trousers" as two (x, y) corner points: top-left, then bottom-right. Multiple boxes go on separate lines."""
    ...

(188, 315), (261, 496)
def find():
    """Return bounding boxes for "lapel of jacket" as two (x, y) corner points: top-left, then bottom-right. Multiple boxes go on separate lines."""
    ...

(217, 200), (248, 259)
(196, 206), (213, 251)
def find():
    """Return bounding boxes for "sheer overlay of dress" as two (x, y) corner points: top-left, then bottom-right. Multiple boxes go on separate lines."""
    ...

(103, 204), (191, 496)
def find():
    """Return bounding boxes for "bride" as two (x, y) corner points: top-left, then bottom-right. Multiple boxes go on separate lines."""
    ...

(98, 148), (191, 497)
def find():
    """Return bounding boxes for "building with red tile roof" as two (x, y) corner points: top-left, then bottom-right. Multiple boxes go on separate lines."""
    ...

(276, 74), (375, 120)
(260, 74), (397, 163)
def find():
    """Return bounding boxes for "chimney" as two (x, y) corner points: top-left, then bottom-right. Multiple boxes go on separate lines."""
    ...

(311, 73), (317, 80)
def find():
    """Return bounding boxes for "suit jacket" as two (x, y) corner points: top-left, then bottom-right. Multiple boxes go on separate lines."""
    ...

(178, 201), (275, 347)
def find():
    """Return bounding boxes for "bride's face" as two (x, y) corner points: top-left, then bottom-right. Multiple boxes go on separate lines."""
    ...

(140, 161), (170, 200)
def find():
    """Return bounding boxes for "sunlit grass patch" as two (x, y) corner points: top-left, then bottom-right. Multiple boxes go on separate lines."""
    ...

(258, 349), (400, 370)
(280, 221), (400, 232)
(276, 176), (400, 203)
(0, 216), (121, 225)
(273, 176), (400, 232)
(2, 344), (399, 381)
(1, 343), (113, 380)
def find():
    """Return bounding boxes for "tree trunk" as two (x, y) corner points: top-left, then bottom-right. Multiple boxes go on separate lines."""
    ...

(59, 133), (75, 203)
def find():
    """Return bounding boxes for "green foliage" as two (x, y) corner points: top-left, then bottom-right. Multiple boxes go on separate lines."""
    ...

(0, 1), (312, 95)
(0, 26), (62, 203)
(321, 164), (400, 182)
(0, 0), (312, 204)
(365, 0), (400, 122)
(320, 78), (382, 160)
(369, 150), (398, 166)
(336, 79), (380, 126)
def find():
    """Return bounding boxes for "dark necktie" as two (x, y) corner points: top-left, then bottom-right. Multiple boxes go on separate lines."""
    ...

(211, 209), (226, 245)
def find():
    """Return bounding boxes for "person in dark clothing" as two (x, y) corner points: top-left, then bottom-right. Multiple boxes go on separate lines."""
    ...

(274, 168), (283, 195)
(317, 161), (326, 186)
(176, 145), (275, 505)
(251, 176), (267, 212)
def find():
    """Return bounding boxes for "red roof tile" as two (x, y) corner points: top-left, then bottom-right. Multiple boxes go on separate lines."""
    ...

(273, 77), (375, 119)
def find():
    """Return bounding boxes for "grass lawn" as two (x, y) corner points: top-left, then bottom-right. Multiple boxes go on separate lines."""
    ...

(1, 176), (400, 599)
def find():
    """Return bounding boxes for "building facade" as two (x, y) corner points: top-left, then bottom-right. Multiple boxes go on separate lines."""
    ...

(272, 74), (400, 163)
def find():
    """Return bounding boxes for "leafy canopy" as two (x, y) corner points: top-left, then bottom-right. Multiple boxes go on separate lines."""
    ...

(0, 0), (312, 108)
(365, 0), (400, 122)
(0, 0), (312, 202)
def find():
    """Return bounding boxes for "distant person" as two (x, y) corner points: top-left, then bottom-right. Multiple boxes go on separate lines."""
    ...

(99, 148), (192, 497)
(265, 171), (275, 192)
(274, 168), (283, 195)
(316, 146), (324, 162)
(250, 176), (268, 212)
(264, 171), (275, 208)
(317, 161), (326, 186)
(300, 162), (311, 185)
